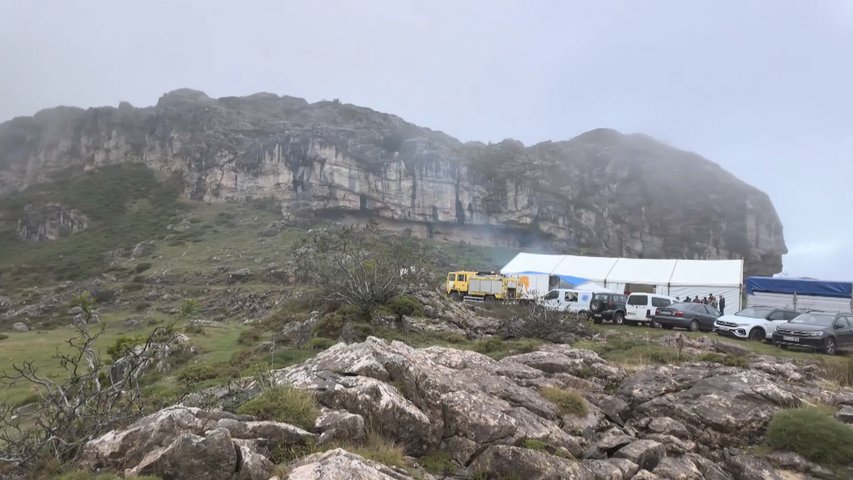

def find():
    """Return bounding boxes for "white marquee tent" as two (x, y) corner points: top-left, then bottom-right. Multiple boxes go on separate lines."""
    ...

(502, 253), (744, 311)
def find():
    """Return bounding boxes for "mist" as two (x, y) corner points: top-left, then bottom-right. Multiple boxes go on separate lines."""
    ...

(1, 0), (851, 279)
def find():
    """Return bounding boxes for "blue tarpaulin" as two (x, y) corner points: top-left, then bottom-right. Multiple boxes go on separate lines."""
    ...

(745, 277), (852, 299)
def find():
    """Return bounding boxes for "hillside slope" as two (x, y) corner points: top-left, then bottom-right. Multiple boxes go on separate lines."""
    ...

(0, 89), (786, 275)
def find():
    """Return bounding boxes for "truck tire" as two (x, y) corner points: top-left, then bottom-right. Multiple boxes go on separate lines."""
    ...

(450, 291), (462, 301)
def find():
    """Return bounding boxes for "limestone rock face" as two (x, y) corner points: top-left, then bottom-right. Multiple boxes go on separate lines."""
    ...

(16, 203), (88, 242)
(0, 90), (786, 275)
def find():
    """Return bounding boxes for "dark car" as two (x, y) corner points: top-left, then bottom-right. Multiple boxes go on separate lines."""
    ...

(589, 293), (628, 325)
(653, 302), (721, 332)
(771, 312), (853, 355)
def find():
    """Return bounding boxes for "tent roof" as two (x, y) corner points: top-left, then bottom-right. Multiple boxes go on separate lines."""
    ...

(670, 259), (744, 287)
(745, 277), (852, 298)
(501, 253), (743, 287)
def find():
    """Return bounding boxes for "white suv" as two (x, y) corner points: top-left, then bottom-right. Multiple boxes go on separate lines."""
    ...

(625, 293), (676, 326)
(713, 307), (800, 341)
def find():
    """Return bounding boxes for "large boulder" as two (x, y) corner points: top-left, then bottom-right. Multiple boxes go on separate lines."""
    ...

(286, 448), (418, 480)
(614, 440), (666, 471)
(126, 428), (237, 480)
(468, 445), (594, 480)
(78, 406), (313, 477)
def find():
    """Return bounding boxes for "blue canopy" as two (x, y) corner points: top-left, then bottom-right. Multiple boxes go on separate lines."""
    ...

(745, 277), (852, 299)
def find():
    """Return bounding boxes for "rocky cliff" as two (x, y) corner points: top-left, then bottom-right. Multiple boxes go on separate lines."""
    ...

(0, 89), (786, 275)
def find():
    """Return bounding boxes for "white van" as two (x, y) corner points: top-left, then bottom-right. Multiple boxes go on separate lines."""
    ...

(540, 289), (594, 317)
(625, 293), (676, 326)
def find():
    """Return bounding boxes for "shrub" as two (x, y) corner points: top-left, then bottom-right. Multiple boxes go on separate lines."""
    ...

(184, 324), (206, 335)
(473, 337), (542, 360)
(539, 387), (588, 417)
(106, 335), (143, 362)
(134, 262), (152, 273)
(699, 352), (749, 368)
(237, 329), (262, 346)
(0, 333), (8, 341)
(176, 363), (220, 385)
(351, 433), (406, 469)
(306, 337), (337, 350)
(766, 407), (853, 466)
(420, 450), (454, 475)
(313, 314), (345, 339)
(819, 355), (853, 386)
(235, 386), (319, 430)
(385, 295), (424, 319)
(88, 289), (115, 304)
(520, 438), (550, 452)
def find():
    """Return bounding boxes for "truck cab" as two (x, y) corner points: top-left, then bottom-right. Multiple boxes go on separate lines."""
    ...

(446, 271), (476, 300)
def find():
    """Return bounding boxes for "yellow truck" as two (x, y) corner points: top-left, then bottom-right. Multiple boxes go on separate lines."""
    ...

(446, 271), (528, 302)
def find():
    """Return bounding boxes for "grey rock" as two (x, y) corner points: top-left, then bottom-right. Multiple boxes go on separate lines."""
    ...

(234, 444), (276, 480)
(652, 456), (702, 480)
(0, 296), (10, 312)
(12, 322), (29, 332)
(596, 432), (636, 454)
(631, 470), (659, 480)
(725, 455), (783, 480)
(287, 448), (418, 480)
(315, 409), (366, 444)
(646, 417), (689, 439)
(834, 405), (853, 424)
(228, 268), (252, 282)
(126, 428), (237, 480)
(615, 440), (666, 471)
(16, 203), (88, 242)
(468, 445), (594, 480)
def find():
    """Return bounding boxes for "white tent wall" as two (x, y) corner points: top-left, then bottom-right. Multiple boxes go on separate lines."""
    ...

(669, 287), (742, 312)
(501, 253), (744, 310)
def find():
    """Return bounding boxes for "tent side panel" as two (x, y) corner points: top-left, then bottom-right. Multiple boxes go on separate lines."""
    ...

(669, 286), (742, 311)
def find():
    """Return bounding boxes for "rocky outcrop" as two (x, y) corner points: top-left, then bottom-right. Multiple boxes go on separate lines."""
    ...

(16, 203), (88, 242)
(76, 337), (851, 479)
(0, 90), (786, 274)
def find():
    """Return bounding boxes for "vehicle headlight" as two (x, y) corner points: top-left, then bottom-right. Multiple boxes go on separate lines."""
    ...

(805, 331), (825, 337)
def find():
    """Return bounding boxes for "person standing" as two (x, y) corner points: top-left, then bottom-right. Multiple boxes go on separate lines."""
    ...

(709, 293), (717, 309)
(719, 294), (726, 315)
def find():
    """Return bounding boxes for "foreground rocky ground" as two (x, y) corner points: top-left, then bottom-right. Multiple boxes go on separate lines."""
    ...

(77, 335), (853, 480)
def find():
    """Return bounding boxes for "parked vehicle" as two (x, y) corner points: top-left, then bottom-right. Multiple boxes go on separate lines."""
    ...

(713, 307), (799, 341)
(771, 312), (853, 355)
(445, 271), (526, 302)
(540, 289), (593, 317)
(653, 302), (721, 332)
(589, 293), (628, 325)
(625, 293), (676, 326)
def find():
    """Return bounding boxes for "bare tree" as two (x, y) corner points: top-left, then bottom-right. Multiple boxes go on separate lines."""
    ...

(497, 302), (592, 343)
(0, 293), (178, 468)
(291, 221), (438, 311)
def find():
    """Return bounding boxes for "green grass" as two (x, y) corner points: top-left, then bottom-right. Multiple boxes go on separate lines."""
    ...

(539, 386), (588, 416)
(575, 336), (691, 366)
(235, 385), (319, 430)
(419, 450), (455, 475)
(699, 352), (749, 368)
(765, 407), (853, 467)
(349, 433), (407, 469)
(472, 337), (542, 360)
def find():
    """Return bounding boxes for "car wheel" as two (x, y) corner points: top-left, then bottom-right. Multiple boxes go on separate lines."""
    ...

(822, 337), (837, 355)
(688, 320), (699, 332)
(614, 312), (624, 325)
(450, 291), (462, 302)
(747, 328), (764, 341)
(589, 300), (603, 313)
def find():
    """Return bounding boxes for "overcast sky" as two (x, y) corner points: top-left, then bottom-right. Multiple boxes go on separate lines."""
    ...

(2, 1), (852, 279)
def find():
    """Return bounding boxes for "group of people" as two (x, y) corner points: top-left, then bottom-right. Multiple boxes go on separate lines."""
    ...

(675, 293), (726, 314)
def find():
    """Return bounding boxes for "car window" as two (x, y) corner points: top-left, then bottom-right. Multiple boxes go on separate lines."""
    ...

(564, 291), (578, 302)
(768, 311), (786, 321)
(448, 273), (456, 281)
(835, 317), (850, 328)
(458, 274), (466, 281)
(651, 297), (671, 308)
(544, 290), (559, 300)
(593, 293), (609, 301)
(784, 311), (799, 320)
(618, 295), (628, 303)
(707, 306), (721, 316)
(627, 295), (648, 306)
